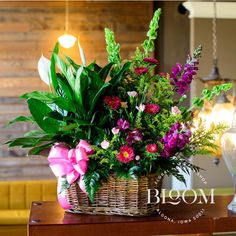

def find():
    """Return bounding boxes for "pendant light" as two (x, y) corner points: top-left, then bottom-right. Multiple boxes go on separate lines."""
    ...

(198, 0), (234, 164)
(58, 0), (76, 48)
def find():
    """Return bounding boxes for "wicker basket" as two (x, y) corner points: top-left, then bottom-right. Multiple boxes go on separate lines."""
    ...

(65, 174), (163, 216)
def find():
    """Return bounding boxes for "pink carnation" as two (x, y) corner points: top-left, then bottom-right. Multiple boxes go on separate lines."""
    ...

(146, 144), (158, 153)
(145, 103), (160, 115)
(118, 146), (135, 163)
(134, 67), (148, 75)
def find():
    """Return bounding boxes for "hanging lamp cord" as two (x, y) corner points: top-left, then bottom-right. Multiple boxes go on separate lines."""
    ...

(65, 0), (69, 33)
(212, 0), (217, 66)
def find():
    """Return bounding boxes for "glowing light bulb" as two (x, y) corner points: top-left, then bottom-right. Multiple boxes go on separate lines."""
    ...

(211, 102), (234, 127)
(58, 34), (77, 48)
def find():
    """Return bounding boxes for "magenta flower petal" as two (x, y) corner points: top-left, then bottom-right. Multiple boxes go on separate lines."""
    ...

(134, 67), (148, 75)
(143, 57), (159, 65)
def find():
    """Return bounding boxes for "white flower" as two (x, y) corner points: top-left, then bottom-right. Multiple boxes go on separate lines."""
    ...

(135, 155), (140, 161)
(38, 55), (51, 85)
(78, 38), (86, 66)
(101, 140), (110, 149)
(136, 104), (145, 112)
(127, 91), (138, 97)
(171, 106), (181, 115)
(111, 127), (120, 135)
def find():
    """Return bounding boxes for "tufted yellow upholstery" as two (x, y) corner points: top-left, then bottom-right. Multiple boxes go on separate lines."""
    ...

(0, 179), (57, 236)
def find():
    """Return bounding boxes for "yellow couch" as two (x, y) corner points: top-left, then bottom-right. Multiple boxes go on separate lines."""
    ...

(0, 179), (57, 236)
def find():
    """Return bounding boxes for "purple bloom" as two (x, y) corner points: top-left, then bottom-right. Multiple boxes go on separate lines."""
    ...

(161, 122), (191, 158)
(170, 58), (199, 95)
(117, 118), (130, 130)
(126, 129), (143, 145)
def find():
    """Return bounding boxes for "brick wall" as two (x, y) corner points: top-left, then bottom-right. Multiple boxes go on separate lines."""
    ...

(0, 1), (152, 96)
(0, 1), (153, 161)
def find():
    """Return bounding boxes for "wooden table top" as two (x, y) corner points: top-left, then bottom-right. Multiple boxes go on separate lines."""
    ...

(28, 195), (236, 236)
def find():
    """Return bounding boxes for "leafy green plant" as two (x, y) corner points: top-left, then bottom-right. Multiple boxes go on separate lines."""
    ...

(6, 8), (232, 202)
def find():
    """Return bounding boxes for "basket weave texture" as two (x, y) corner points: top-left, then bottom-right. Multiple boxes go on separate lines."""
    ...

(66, 174), (162, 216)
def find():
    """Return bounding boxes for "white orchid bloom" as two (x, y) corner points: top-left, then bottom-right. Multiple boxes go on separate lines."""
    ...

(38, 55), (51, 85)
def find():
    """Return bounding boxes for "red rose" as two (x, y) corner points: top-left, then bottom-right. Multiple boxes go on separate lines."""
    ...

(104, 96), (121, 110)
(146, 144), (157, 153)
(145, 103), (160, 114)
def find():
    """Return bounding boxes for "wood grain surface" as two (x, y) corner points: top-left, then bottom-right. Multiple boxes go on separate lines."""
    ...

(28, 196), (236, 236)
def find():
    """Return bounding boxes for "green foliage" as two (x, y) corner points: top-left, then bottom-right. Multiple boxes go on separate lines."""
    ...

(104, 28), (121, 66)
(192, 83), (233, 110)
(6, 8), (231, 202)
(142, 9), (161, 56)
(7, 116), (34, 126)
(189, 120), (227, 156)
(50, 43), (59, 91)
(84, 162), (109, 202)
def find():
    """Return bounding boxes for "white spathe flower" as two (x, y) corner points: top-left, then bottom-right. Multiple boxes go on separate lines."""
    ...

(127, 91), (138, 97)
(78, 38), (86, 66)
(38, 55), (51, 85)
(101, 140), (110, 149)
(136, 104), (145, 112)
(171, 106), (181, 115)
(111, 127), (120, 135)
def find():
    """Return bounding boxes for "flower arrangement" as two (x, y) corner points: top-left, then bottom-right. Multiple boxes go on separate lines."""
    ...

(7, 9), (231, 202)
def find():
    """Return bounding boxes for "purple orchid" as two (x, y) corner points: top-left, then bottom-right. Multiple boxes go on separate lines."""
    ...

(161, 122), (191, 158)
(126, 129), (143, 145)
(170, 50), (200, 95)
(117, 118), (130, 130)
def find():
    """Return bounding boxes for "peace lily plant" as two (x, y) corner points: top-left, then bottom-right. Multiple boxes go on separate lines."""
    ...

(6, 9), (231, 201)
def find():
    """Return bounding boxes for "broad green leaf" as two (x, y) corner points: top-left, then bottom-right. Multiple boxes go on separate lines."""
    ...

(109, 61), (131, 87)
(28, 142), (54, 155)
(98, 62), (114, 82)
(88, 61), (102, 73)
(7, 116), (34, 126)
(24, 130), (46, 137)
(90, 82), (110, 115)
(54, 53), (68, 78)
(22, 91), (75, 113)
(64, 54), (80, 70)
(60, 121), (92, 132)
(85, 68), (102, 90)
(74, 66), (87, 113)
(50, 43), (59, 91)
(21, 91), (56, 102)
(45, 111), (64, 121)
(27, 98), (61, 133)
(66, 66), (75, 91)
(7, 137), (39, 148)
(57, 75), (73, 100)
